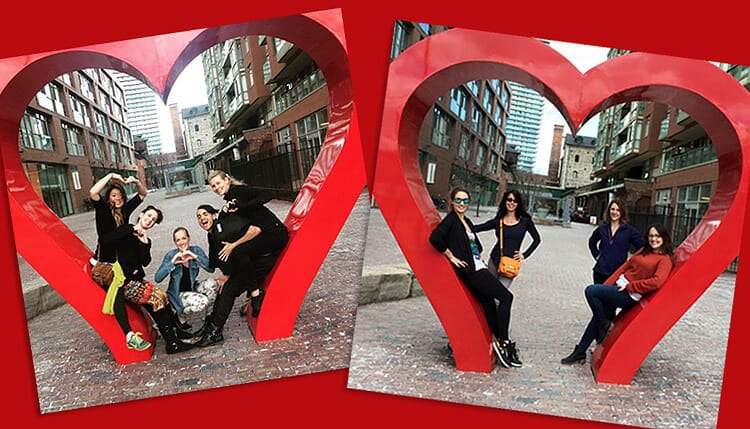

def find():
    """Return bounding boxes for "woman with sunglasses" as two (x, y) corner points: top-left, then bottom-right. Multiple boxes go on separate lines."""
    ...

(561, 223), (674, 364)
(430, 187), (521, 369)
(474, 190), (541, 288)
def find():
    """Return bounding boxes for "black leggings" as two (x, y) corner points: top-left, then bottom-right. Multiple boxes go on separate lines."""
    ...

(461, 269), (514, 342)
(97, 282), (131, 335)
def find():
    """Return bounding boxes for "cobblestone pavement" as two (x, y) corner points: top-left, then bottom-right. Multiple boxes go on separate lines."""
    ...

(25, 188), (368, 413)
(350, 208), (732, 429)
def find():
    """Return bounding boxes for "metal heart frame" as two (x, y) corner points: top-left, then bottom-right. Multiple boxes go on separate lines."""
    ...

(371, 28), (750, 383)
(0, 9), (366, 364)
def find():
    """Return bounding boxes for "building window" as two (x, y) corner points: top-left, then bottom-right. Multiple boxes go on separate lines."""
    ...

(33, 163), (73, 217)
(276, 126), (292, 151)
(36, 82), (65, 115)
(262, 52), (272, 84)
(426, 161), (436, 184)
(574, 154), (580, 162)
(94, 109), (108, 135)
(466, 80), (479, 96)
(572, 171), (578, 178)
(109, 141), (119, 163)
(676, 183), (711, 218)
(91, 134), (105, 160)
(485, 122), (496, 145)
(194, 124), (200, 132)
(501, 86), (510, 110)
(61, 122), (85, 156)
(489, 153), (498, 175)
(430, 107), (453, 150)
(482, 87), (494, 112)
(111, 122), (122, 141)
(391, 21), (409, 60)
(476, 144), (486, 168)
(71, 168), (81, 190)
(471, 102), (484, 134)
(295, 108), (329, 174)
(449, 87), (468, 121)
(20, 110), (54, 151)
(457, 127), (472, 160)
(655, 189), (672, 214)
(274, 68), (325, 114)
(69, 94), (91, 127)
(78, 72), (95, 100)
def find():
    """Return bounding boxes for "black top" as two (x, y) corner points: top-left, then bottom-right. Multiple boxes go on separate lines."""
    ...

(206, 213), (252, 275)
(474, 214), (541, 264)
(221, 184), (286, 235)
(100, 224), (151, 283)
(93, 194), (143, 263)
(429, 211), (482, 277)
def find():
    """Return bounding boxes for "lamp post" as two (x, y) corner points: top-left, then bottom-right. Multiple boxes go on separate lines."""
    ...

(475, 183), (482, 217)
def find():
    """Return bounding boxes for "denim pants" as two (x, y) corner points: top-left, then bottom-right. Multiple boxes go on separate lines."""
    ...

(577, 283), (637, 350)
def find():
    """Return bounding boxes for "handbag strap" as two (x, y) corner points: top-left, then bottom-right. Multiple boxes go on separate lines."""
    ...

(499, 217), (504, 254)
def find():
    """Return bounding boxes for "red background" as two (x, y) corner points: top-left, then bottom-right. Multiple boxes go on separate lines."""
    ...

(1, 1), (747, 427)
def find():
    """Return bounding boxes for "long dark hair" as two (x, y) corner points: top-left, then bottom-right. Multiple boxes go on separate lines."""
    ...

(642, 223), (673, 258)
(603, 198), (629, 224)
(104, 182), (128, 226)
(447, 186), (471, 214)
(497, 189), (529, 219)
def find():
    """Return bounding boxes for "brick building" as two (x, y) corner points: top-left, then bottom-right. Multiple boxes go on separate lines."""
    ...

(392, 21), (513, 206)
(19, 69), (140, 217)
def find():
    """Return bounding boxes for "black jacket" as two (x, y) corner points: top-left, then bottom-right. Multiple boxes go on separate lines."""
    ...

(474, 213), (541, 265)
(221, 184), (286, 235)
(429, 211), (482, 277)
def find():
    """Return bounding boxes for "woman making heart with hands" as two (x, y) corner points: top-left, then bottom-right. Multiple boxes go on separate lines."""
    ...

(155, 227), (213, 329)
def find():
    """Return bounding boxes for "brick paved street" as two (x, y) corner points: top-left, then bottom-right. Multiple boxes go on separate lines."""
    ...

(350, 208), (732, 429)
(25, 188), (369, 413)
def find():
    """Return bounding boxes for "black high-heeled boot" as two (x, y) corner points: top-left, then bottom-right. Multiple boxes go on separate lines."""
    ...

(561, 345), (587, 364)
(250, 288), (265, 318)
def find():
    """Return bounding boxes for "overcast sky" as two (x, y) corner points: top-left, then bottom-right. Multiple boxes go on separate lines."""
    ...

(157, 39), (612, 164)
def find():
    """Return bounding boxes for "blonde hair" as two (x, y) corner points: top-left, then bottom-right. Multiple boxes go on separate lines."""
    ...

(207, 170), (245, 186)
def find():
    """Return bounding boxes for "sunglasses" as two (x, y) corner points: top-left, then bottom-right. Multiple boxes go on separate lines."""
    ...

(648, 234), (662, 238)
(454, 198), (471, 205)
(506, 198), (517, 203)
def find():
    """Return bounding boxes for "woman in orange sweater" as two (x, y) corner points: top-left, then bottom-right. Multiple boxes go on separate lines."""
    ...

(561, 223), (674, 364)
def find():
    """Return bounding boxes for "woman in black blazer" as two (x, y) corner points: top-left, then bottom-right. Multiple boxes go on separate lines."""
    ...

(429, 187), (520, 368)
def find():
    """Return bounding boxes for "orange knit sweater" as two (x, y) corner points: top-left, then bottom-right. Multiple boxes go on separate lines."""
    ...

(622, 251), (673, 294)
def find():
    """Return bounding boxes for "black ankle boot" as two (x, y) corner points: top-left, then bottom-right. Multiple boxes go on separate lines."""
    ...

(196, 321), (224, 347)
(561, 345), (587, 364)
(250, 288), (265, 318)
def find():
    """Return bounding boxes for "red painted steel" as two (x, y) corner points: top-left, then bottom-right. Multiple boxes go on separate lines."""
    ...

(0, 10), (364, 363)
(373, 28), (750, 379)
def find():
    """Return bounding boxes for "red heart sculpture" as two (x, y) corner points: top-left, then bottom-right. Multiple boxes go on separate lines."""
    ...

(0, 10), (365, 364)
(372, 28), (750, 382)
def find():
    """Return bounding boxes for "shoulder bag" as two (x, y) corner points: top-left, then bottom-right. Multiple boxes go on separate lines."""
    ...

(498, 219), (521, 278)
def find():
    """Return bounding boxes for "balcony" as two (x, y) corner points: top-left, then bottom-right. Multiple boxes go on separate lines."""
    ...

(676, 109), (693, 125)
(613, 139), (640, 161)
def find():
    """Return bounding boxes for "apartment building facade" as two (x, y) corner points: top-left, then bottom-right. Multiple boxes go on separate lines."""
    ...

(200, 34), (329, 198)
(391, 21), (512, 206)
(19, 69), (139, 217)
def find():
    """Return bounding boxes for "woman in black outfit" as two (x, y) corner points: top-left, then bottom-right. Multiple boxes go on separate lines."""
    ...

(429, 187), (520, 368)
(207, 170), (289, 317)
(89, 172), (150, 351)
(102, 205), (195, 355)
(474, 190), (541, 288)
(193, 204), (289, 347)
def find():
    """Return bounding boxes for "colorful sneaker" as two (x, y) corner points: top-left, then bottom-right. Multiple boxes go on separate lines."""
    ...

(126, 331), (151, 351)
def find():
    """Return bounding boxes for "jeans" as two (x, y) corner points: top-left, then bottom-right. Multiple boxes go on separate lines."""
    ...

(577, 283), (637, 350)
